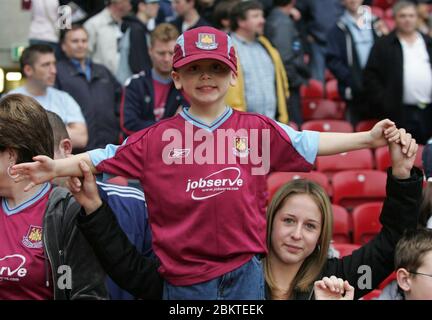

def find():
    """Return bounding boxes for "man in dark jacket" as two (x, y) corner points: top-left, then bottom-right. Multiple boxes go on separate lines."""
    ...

(170, 0), (211, 33)
(265, 0), (311, 126)
(326, 0), (388, 124)
(56, 25), (122, 151)
(363, 1), (432, 144)
(116, 0), (160, 84)
(295, 0), (344, 82)
(121, 23), (188, 136)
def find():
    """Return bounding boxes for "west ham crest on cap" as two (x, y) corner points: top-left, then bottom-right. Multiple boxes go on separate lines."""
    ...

(196, 33), (218, 50)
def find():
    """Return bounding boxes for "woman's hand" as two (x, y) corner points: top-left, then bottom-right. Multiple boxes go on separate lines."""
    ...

(314, 276), (355, 300)
(390, 129), (418, 179)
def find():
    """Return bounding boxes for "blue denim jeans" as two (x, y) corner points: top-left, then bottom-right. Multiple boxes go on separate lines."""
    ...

(309, 42), (326, 83)
(163, 255), (265, 300)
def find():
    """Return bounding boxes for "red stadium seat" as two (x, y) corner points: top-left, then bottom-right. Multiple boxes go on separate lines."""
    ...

(316, 149), (374, 177)
(332, 170), (387, 211)
(384, 17), (395, 30)
(325, 79), (341, 101)
(384, 7), (393, 18)
(378, 272), (397, 290)
(267, 171), (331, 202)
(361, 289), (382, 300)
(301, 120), (353, 133)
(375, 145), (424, 171)
(301, 98), (345, 121)
(300, 79), (324, 99)
(372, 0), (396, 10)
(355, 119), (379, 132)
(371, 6), (384, 18)
(106, 176), (129, 186)
(352, 202), (383, 245)
(332, 204), (351, 243)
(332, 243), (360, 258)
(325, 69), (335, 81)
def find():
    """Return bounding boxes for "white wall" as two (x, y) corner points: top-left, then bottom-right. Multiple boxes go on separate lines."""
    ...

(0, 0), (31, 69)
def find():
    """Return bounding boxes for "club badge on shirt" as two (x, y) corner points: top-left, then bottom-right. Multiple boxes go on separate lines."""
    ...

(22, 225), (43, 249)
(233, 137), (249, 158)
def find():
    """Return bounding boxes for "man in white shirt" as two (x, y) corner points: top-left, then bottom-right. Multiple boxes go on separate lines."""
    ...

(364, 1), (432, 144)
(84, 0), (132, 74)
(9, 44), (88, 149)
(28, 0), (60, 50)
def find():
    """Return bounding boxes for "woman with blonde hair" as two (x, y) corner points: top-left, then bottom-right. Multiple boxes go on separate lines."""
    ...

(265, 138), (423, 300)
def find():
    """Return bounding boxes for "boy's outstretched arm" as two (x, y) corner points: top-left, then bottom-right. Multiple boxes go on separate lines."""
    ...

(318, 119), (403, 156)
(11, 153), (98, 192)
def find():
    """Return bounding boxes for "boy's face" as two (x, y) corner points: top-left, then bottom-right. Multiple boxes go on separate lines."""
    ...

(398, 251), (432, 300)
(172, 59), (236, 106)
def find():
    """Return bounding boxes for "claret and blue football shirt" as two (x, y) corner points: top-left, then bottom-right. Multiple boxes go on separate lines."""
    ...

(89, 107), (319, 285)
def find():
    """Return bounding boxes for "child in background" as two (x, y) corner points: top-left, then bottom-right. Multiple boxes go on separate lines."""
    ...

(379, 229), (432, 300)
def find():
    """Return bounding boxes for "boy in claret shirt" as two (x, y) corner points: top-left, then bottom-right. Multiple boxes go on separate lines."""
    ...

(13, 26), (413, 300)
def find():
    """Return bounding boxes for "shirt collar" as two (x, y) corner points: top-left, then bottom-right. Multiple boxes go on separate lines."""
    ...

(70, 58), (90, 69)
(152, 69), (172, 85)
(342, 11), (361, 28)
(2, 183), (51, 216)
(102, 8), (119, 25)
(231, 32), (257, 45)
(180, 106), (233, 132)
(69, 58), (92, 80)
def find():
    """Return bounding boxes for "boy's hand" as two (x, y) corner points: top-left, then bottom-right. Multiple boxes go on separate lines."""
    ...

(314, 276), (354, 300)
(11, 155), (56, 192)
(67, 161), (102, 215)
(390, 130), (418, 179)
(369, 119), (400, 148)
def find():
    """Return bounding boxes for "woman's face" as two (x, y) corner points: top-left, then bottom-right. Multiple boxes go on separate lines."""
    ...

(271, 194), (322, 266)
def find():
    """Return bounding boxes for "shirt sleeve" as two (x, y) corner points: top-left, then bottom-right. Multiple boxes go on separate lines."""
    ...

(62, 92), (86, 124)
(88, 132), (147, 179)
(268, 120), (319, 172)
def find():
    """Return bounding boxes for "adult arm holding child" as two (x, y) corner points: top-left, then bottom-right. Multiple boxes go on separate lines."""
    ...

(67, 160), (163, 299)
